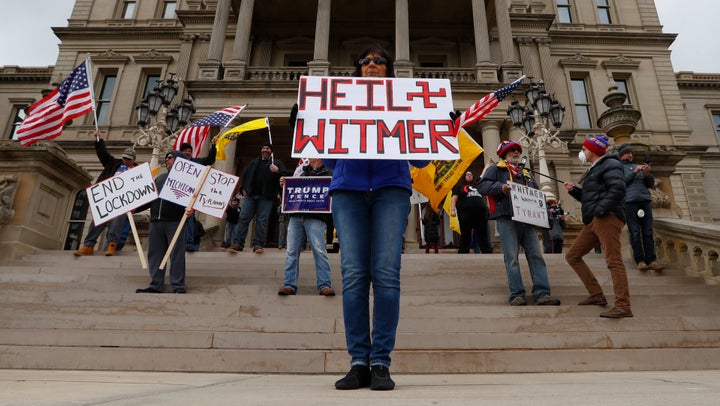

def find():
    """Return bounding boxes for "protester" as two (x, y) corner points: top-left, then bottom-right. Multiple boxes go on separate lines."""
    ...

(564, 135), (632, 318)
(477, 140), (561, 306)
(277, 159), (335, 296)
(542, 197), (566, 254)
(230, 142), (286, 254)
(180, 140), (217, 252)
(135, 150), (191, 294)
(222, 197), (241, 249)
(450, 171), (492, 254)
(297, 45), (430, 391)
(421, 203), (440, 254)
(277, 206), (289, 249)
(618, 143), (664, 272)
(74, 132), (136, 257)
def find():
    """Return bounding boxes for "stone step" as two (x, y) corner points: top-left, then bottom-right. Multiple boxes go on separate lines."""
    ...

(0, 249), (718, 374)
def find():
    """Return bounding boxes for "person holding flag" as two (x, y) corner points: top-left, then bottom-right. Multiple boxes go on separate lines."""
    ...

(230, 142), (286, 254)
(73, 131), (137, 257)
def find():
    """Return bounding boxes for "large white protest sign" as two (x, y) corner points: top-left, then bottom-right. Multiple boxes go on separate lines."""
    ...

(159, 156), (238, 219)
(510, 182), (549, 228)
(292, 76), (459, 160)
(195, 169), (239, 218)
(87, 163), (157, 225)
(159, 157), (204, 207)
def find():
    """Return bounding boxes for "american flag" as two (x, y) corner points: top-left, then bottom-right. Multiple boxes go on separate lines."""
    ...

(16, 60), (95, 146)
(453, 75), (525, 135)
(173, 105), (246, 158)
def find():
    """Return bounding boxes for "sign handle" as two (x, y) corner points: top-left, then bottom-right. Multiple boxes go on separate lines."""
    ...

(127, 212), (147, 270)
(159, 166), (212, 269)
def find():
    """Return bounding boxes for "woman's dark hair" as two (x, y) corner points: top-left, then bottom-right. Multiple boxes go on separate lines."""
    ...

(352, 45), (395, 78)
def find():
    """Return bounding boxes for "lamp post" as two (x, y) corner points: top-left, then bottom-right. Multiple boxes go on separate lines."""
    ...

(133, 74), (195, 168)
(506, 80), (567, 200)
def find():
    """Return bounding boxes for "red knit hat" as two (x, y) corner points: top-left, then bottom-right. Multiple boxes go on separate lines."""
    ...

(583, 135), (609, 156)
(496, 140), (522, 158)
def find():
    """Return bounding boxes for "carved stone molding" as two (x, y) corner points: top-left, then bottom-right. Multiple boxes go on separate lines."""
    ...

(133, 49), (174, 63)
(559, 53), (599, 68)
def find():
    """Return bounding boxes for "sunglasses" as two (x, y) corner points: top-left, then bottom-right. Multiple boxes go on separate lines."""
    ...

(359, 57), (387, 66)
(508, 148), (522, 153)
(165, 156), (175, 161)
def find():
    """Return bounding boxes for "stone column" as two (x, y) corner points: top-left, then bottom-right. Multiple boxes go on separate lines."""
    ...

(199, 0), (230, 79)
(536, 37), (556, 91)
(480, 120), (502, 162)
(472, 0), (498, 82)
(308, 0), (331, 76)
(208, 0), (230, 62)
(225, 0), (256, 80)
(494, 0), (523, 81)
(394, 0), (414, 78)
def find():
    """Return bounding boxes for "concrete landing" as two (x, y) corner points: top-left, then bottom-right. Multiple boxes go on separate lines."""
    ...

(1, 369), (719, 405)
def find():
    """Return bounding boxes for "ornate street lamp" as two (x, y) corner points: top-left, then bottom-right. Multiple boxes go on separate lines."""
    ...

(133, 74), (195, 168)
(506, 80), (567, 200)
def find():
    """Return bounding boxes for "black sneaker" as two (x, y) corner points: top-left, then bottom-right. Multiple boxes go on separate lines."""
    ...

(335, 365), (371, 390)
(370, 365), (395, 391)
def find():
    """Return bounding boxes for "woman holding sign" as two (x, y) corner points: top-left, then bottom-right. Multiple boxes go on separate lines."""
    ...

(319, 46), (430, 391)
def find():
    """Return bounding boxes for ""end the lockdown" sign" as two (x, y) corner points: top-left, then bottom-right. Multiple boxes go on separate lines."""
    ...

(87, 163), (157, 225)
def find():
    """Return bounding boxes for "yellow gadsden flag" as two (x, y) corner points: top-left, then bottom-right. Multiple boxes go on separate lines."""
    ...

(442, 190), (461, 234)
(410, 128), (483, 211)
(215, 117), (269, 160)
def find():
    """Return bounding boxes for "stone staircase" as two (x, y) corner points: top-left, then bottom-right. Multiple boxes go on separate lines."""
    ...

(0, 249), (719, 373)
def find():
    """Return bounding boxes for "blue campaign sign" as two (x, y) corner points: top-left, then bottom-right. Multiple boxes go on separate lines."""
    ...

(282, 176), (332, 213)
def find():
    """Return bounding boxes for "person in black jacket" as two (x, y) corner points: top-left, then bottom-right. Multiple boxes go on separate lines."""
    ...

(73, 132), (137, 257)
(135, 150), (192, 294)
(564, 135), (632, 318)
(231, 142), (286, 254)
(222, 197), (241, 248)
(180, 140), (218, 251)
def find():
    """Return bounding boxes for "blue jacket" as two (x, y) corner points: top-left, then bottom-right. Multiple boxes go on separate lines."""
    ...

(323, 159), (429, 193)
(621, 159), (653, 203)
(477, 160), (538, 219)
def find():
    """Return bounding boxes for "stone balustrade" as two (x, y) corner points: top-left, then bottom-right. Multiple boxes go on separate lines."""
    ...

(244, 67), (477, 83)
(654, 218), (720, 285)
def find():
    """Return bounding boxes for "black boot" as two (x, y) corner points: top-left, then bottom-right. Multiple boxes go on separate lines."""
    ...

(335, 365), (371, 390)
(370, 365), (395, 391)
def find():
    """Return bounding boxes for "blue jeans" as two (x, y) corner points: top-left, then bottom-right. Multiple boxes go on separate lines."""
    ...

(236, 195), (274, 248)
(283, 216), (332, 292)
(625, 200), (656, 264)
(496, 217), (552, 302)
(83, 215), (126, 247)
(225, 221), (241, 246)
(332, 187), (410, 368)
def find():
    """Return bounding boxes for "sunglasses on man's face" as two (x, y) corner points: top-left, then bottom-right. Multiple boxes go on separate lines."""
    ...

(508, 148), (522, 153)
(359, 57), (387, 66)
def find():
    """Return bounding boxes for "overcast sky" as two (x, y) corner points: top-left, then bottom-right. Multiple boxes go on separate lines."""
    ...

(0, 0), (717, 73)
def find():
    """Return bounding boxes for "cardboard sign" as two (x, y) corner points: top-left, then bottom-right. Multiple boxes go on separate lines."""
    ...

(159, 156), (239, 219)
(281, 176), (332, 213)
(195, 168), (239, 218)
(510, 182), (549, 228)
(87, 163), (157, 225)
(159, 157), (205, 207)
(292, 76), (459, 160)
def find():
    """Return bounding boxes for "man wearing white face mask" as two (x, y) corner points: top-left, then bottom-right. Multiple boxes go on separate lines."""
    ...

(478, 140), (560, 307)
(564, 135), (632, 318)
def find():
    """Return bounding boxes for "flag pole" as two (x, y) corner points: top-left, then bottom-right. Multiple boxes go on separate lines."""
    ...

(84, 55), (100, 140)
(265, 117), (274, 162)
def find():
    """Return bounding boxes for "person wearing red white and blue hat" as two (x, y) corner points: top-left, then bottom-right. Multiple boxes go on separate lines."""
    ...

(564, 135), (632, 318)
(478, 140), (561, 306)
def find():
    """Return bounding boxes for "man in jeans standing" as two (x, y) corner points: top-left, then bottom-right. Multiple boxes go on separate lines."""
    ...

(617, 143), (664, 272)
(231, 142), (285, 254)
(478, 140), (561, 307)
(277, 158), (335, 296)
